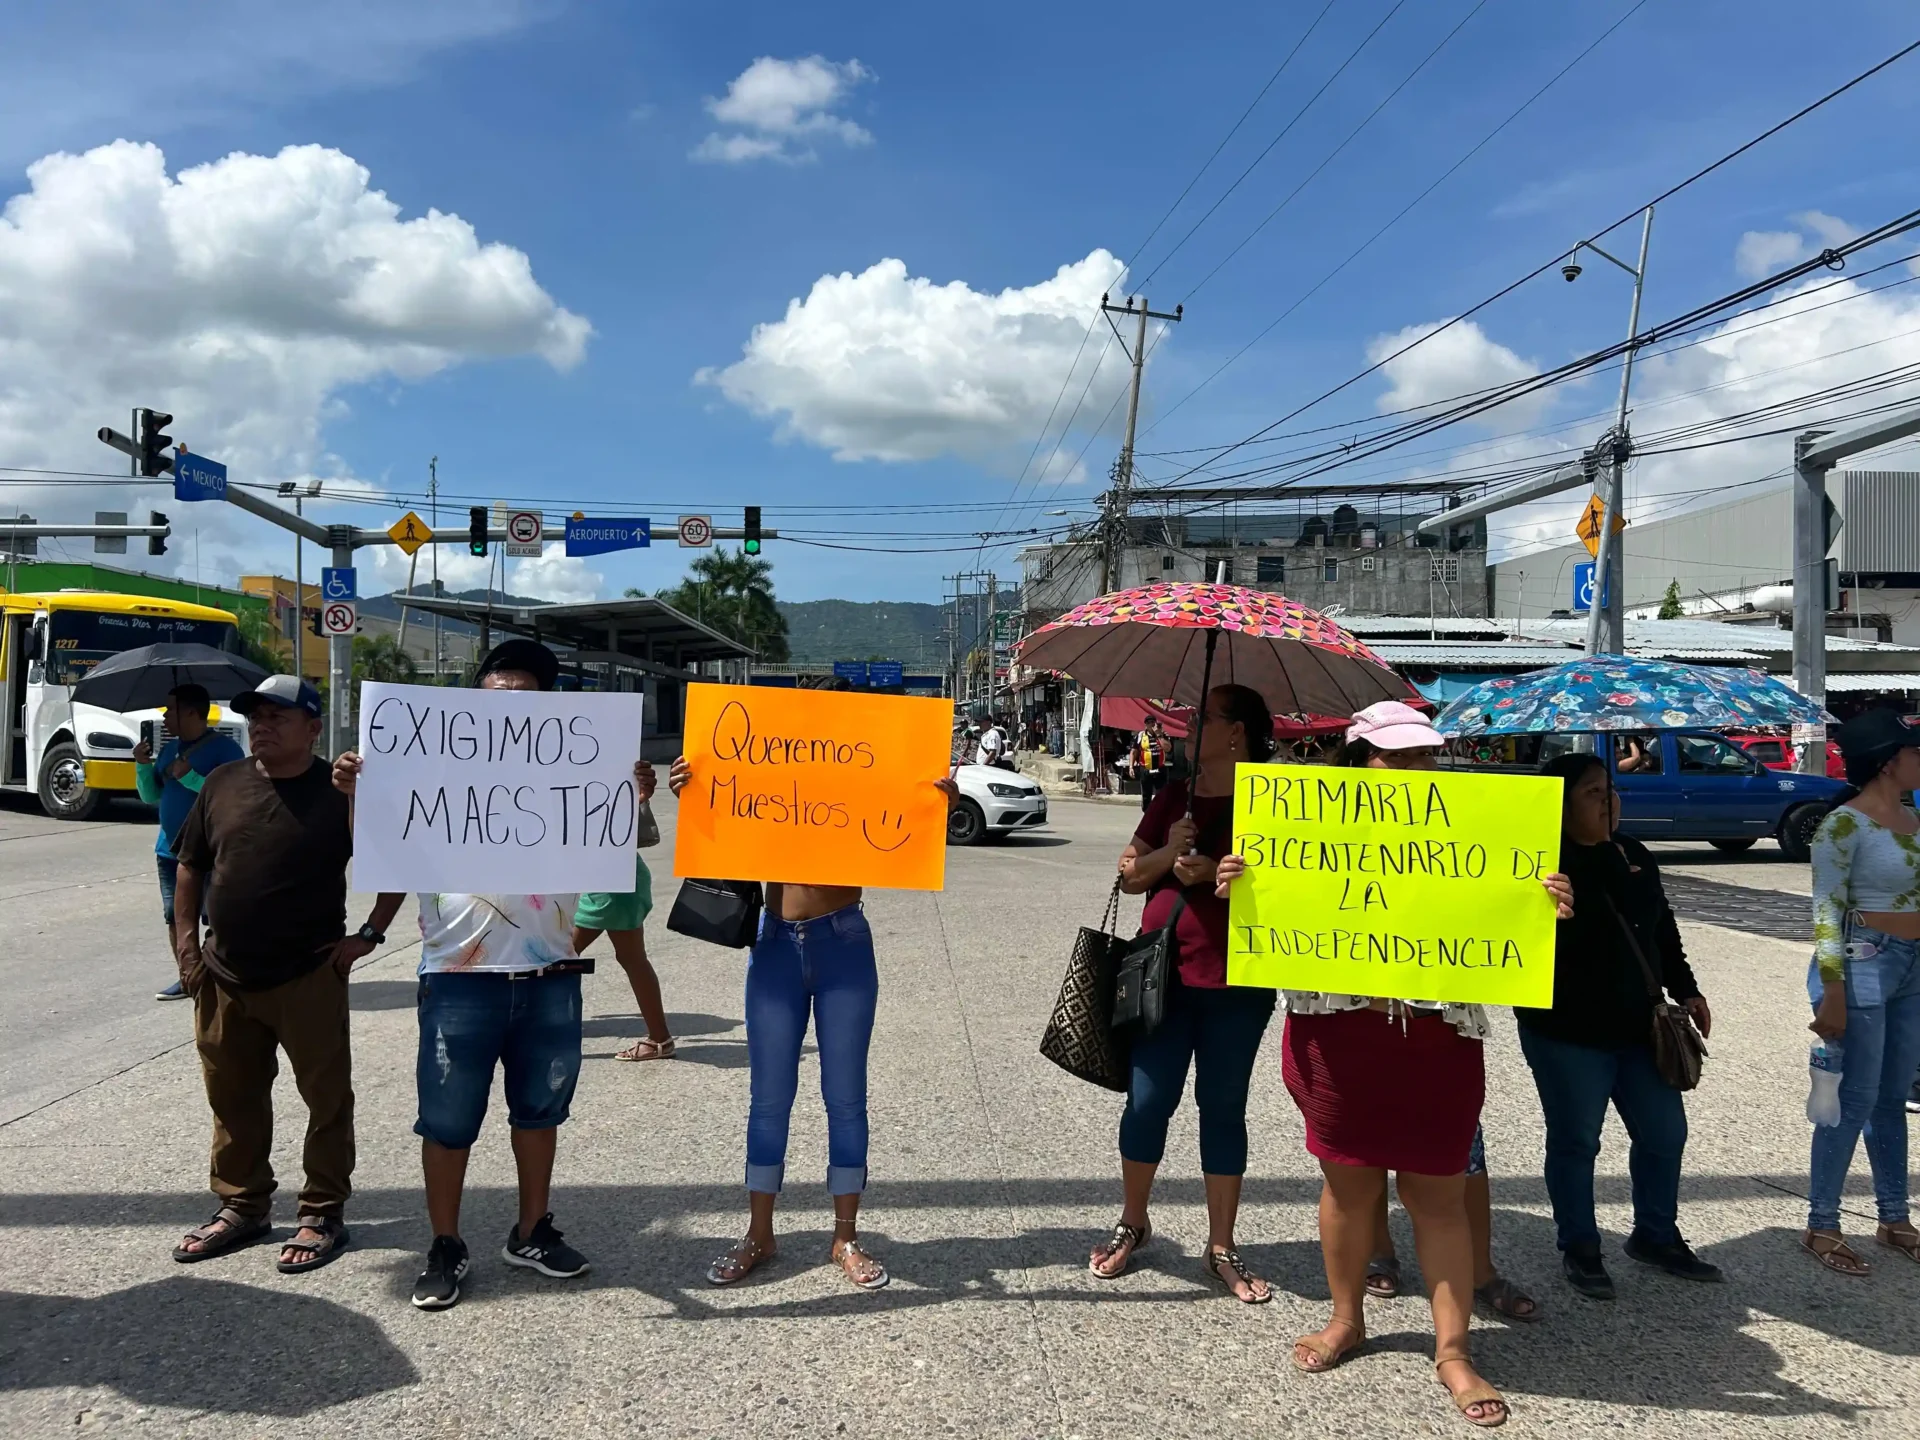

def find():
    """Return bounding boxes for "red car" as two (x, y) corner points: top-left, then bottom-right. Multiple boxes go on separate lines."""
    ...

(1731, 732), (1845, 779)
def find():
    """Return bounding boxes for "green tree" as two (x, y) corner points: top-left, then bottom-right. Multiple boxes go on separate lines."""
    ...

(1657, 578), (1684, 620)
(352, 633), (419, 684)
(632, 546), (791, 662)
(232, 604), (282, 670)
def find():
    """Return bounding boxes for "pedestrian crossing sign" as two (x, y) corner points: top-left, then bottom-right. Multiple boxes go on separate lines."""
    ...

(388, 511), (429, 556)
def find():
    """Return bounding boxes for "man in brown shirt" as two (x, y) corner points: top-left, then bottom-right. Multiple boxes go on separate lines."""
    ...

(168, 674), (403, 1273)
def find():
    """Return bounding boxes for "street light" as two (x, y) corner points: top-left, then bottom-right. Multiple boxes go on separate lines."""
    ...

(1565, 206), (1654, 656)
(276, 480), (325, 679)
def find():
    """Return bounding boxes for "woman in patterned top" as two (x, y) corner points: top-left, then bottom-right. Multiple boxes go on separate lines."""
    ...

(1804, 707), (1920, 1276)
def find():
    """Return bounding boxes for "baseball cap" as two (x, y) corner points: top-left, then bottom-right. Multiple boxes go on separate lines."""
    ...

(1835, 708), (1920, 777)
(1347, 700), (1445, 751)
(231, 674), (323, 718)
(475, 638), (560, 692)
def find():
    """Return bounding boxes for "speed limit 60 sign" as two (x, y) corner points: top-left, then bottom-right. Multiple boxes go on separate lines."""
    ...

(506, 509), (544, 557)
(321, 601), (357, 636)
(677, 514), (713, 548)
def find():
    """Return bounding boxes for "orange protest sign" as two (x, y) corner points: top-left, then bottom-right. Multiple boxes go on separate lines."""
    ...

(674, 683), (952, 890)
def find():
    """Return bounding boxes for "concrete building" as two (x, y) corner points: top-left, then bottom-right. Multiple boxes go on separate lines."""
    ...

(1491, 470), (1920, 645)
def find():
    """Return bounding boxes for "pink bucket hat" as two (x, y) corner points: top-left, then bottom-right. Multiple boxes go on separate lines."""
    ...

(1347, 700), (1444, 751)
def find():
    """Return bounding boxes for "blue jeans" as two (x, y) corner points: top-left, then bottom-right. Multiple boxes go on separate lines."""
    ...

(414, 971), (583, 1150)
(1119, 978), (1276, 1176)
(1806, 925), (1920, 1231)
(1518, 1025), (1688, 1253)
(745, 903), (878, 1196)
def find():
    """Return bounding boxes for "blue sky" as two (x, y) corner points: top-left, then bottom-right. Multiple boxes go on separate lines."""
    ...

(3, 0), (1918, 604)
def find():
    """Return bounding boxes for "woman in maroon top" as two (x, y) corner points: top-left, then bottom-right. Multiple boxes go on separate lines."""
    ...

(1087, 684), (1279, 1304)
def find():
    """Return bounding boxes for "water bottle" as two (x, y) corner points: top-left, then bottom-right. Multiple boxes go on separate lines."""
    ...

(1807, 1041), (1844, 1127)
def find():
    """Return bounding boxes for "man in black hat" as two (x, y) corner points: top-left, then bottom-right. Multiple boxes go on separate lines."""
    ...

(168, 674), (404, 1274)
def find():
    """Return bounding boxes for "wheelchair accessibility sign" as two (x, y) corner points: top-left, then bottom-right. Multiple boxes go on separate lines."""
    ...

(321, 567), (357, 601)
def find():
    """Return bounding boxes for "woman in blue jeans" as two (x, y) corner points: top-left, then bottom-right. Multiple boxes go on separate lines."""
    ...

(1088, 684), (1278, 1305)
(668, 753), (958, 1291)
(1522, 754), (1719, 1301)
(1804, 708), (1920, 1276)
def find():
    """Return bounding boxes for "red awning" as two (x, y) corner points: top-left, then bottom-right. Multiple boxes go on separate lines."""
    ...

(1099, 696), (1193, 739)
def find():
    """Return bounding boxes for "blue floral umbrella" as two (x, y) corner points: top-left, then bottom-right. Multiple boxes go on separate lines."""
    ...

(1435, 656), (1832, 736)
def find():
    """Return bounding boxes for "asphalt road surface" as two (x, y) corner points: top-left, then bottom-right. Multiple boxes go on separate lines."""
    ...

(2, 792), (1912, 1439)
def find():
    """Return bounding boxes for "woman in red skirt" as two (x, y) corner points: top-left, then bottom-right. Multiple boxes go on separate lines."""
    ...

(1216, 702), (1570, 1430)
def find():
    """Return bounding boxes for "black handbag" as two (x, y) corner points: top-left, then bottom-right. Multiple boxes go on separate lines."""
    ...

(1039, 880), (1132, 1091)
(1604, 894), (1708, 1091)
(666, 878), (764, 949)
(1112, 891), (1184, 1037)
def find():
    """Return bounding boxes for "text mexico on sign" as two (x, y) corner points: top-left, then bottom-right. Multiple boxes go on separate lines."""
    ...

(351, 681), (645, 894)
(1225, 763), (1562, 1007)
(675, 684), (951, 890)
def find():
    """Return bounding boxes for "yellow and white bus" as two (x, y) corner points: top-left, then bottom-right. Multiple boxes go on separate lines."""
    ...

(1, 591), (249, 820)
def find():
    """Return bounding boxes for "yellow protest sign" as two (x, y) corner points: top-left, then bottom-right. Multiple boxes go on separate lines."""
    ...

(674, 684), (952, 890)
(1225, 763), (1562, 1006)
(388, 511), (430, 555)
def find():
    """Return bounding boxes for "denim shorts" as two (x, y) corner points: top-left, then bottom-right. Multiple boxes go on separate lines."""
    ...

(414, 970), (583, 1150)
(157, 854), (179, 926)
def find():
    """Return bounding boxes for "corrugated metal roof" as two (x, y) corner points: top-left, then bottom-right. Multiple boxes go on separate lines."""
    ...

(1334, 615), (1508, 636)
(1623, 646), (1767, 662)
(1516, 616), (1920, 654)
(1826, 673), (1920, 692)
(1365, 643), (1578, 667)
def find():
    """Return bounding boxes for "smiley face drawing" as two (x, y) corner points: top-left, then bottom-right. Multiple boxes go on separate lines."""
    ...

(860, 810), (912, 852)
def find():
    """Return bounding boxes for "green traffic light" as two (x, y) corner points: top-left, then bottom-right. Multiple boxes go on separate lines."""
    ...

(744, 539), (760, 555)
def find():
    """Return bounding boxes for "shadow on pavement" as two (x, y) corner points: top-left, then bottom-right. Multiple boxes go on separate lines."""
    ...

(0, 1277), (418, 1414)
(346, 980), (417, 1012)
(579, 1011), (739, 1039)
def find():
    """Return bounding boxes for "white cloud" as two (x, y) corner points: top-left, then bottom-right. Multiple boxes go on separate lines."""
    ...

(697, 249), (1132, 462)
(692, 56), (874, 165)
(0, 140), (592, 597)
(1366, 319), (1546, 424)
(1735, 229), (1807, 280)
(1794, 210), (1860, 249)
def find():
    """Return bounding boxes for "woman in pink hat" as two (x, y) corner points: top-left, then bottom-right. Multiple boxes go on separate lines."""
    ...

(1217, 700), (1571, 1429)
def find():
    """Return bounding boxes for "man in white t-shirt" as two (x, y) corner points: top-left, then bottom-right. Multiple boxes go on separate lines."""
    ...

(975, 721), (1006, 768)
(333, 638), (656, 1312)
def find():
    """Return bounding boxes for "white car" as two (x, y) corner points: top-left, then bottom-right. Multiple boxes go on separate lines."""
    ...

(948, 763), (1049, 845)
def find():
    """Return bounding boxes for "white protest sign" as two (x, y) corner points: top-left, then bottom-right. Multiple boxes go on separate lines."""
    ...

(351, 680), (645, 894)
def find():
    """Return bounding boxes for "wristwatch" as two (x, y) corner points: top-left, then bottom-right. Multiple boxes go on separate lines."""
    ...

(356, 923), (385, 945)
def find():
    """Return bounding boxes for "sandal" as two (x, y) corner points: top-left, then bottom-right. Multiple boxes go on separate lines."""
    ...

(172, 1207), (270, 1264)
(1437, 1358), (1508, 1428)
(1877, 1221), (1920, 1262)
(615, 1036), (676, 1062)
(1204, 1246), (1271, 1304)
(1802, 1229), (1870, 1276)
(1474, 1273), (1540, 1322)
(276, 1215), (350, 1274)
(706, 1236), (776, 1286)
(1088, 1219), (1150, 1278)
(1365, 1253), (1402, 1299)
(832, 1236), (889, 1291)
(1292, 1317), (1365, 1374)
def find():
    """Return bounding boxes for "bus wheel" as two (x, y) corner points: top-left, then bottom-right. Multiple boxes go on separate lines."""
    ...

(38, 742), (104, 821)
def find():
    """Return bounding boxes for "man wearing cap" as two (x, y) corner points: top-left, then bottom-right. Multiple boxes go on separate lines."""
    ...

(333, 639), (654, 1310)
(168, 674), (404, 1274)
(133, 683), (245, 1001)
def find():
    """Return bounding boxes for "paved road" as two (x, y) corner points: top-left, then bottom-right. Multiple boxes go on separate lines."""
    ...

(3, 792), (1917, 1438)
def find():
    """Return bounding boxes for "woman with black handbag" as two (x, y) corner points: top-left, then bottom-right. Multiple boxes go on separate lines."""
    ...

(1522, 753), (1718, 1302)
(667, 752), (958, 1292)
(1087, 684), (1279, 1305)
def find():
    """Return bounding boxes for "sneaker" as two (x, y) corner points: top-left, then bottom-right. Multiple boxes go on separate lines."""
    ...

(155, 979), (189, 1002)
(411, 1235), (470, 1310)
(1624, 1233), (1723, 1283)
(1562, 1246), (1615, 1300)
(503, 1214), (589, 1279)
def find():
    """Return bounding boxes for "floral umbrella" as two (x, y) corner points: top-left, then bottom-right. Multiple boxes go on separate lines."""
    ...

(1434, 655), (1832, 736)
(1017, 581), (1415, 717)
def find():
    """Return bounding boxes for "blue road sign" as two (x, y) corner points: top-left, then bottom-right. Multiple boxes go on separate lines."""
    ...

(832, 661), (869, 684)
(1573, 562), (1612, 613)
(320, 567), (356, 601)
(564, 517), (650, 557)
(867, 660), (904, 688)
(173, 451), (227, 503)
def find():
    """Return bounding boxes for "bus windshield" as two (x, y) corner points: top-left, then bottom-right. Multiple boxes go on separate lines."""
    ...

(47, 610), (240, 685)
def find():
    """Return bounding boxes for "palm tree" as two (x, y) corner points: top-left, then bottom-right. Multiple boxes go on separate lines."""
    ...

(635, 546), (790, 661)
(352, 633), (419, 685)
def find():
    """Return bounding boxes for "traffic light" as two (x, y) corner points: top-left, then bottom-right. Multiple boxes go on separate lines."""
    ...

(743, 505), (762, 556)
(136, 409), (175, 478)
(306, 608), (324, 637)
(469, 505), (488, 557)
(148, 510), (167, 557)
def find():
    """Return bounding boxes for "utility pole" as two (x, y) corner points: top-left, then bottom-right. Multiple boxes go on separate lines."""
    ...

(1096, 294), (1183, 596)
(429, 457), (441, 681)
(1574, 207), (1653, 654)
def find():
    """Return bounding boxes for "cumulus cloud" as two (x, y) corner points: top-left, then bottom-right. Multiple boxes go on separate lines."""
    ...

(0, 140), (592, 596)
(697, 249), (1131, 463)
(1366, 319), (1546, 424)
(1734, 210), (1864, 279)
(359, 544), (603, 605)
(692, 56), (874, 164)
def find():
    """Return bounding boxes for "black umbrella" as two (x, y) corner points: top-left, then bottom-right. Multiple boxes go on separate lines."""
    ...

(71, 643), (272, 714)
